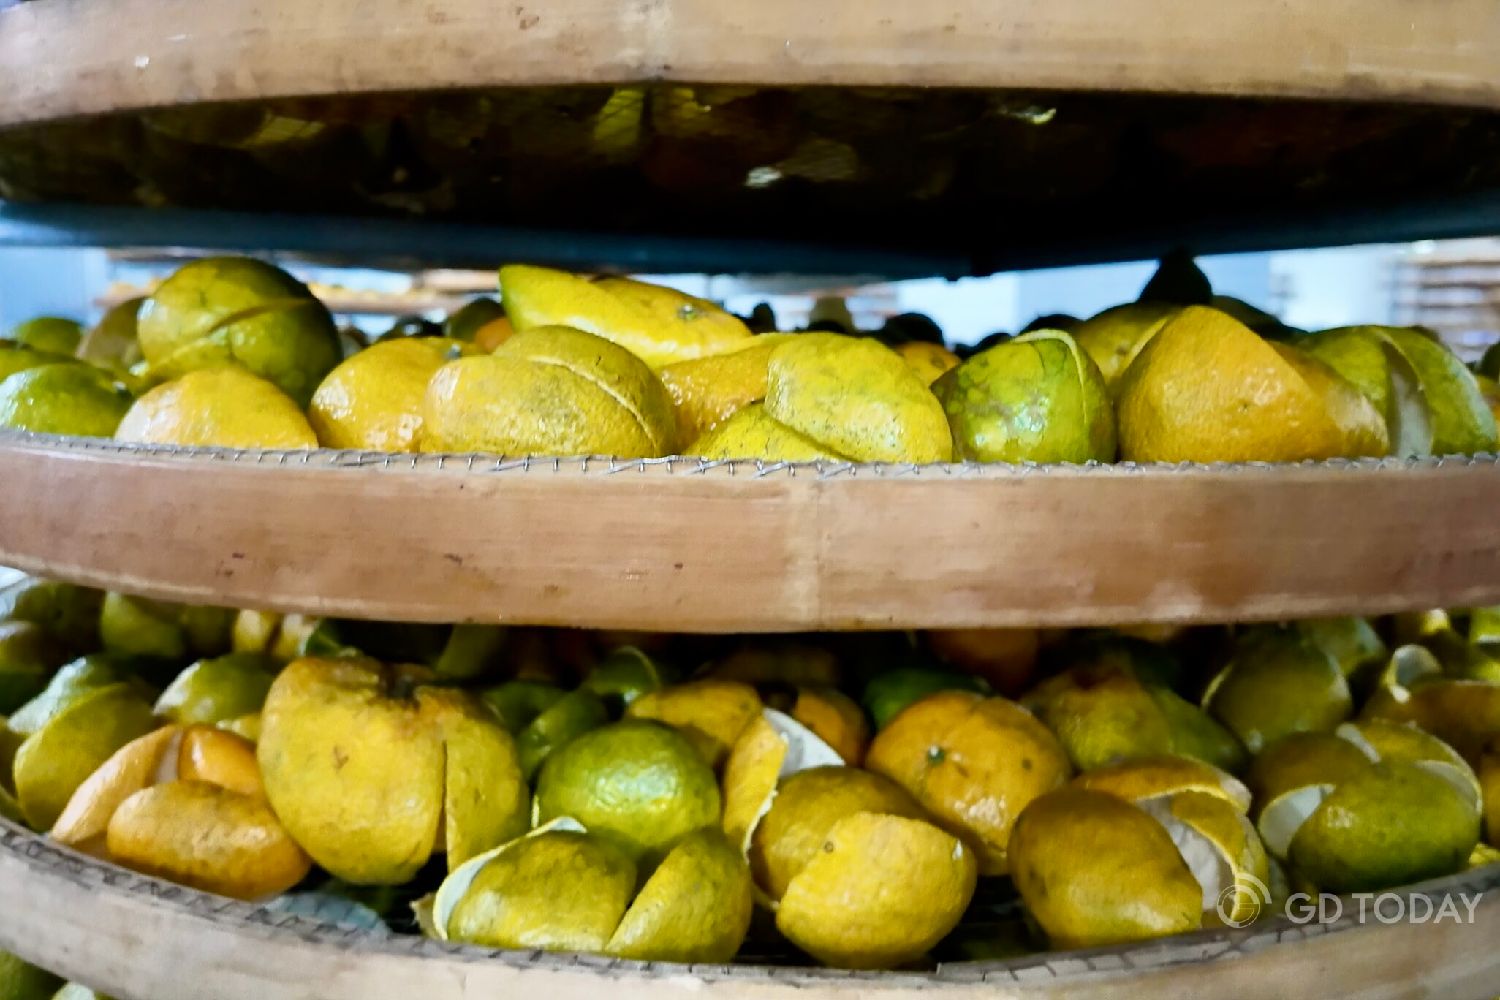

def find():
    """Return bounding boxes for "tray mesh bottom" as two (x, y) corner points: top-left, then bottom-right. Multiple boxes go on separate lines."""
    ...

(2, 86), (1498, 264)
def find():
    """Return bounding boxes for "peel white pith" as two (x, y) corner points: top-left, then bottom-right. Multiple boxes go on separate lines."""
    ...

(428, 816), (586, 940)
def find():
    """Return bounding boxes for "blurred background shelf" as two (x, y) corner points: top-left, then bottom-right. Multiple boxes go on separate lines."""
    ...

(1390, 238), (1500, 362)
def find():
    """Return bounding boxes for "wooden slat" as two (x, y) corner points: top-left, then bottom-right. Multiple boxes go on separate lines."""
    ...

(1, 0), (1499, 130)
(1, 436), (1499, 630)
(0, 821), (1497, 1000)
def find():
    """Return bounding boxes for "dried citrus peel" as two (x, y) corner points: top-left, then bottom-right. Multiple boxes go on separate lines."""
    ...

(720, 708), (842, 859)
(429, 816), (586, 941)
(428, 818), (752, 963)
(1139, 791), (1268, 925)
(1072, 757), (1268, 926)
(52, 725), (182, 852)
(51, 722), (308, 900)
(1074, 754), (1252, 815)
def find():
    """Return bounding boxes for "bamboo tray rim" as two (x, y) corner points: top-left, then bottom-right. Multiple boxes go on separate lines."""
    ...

(6, 431), (1500, 480)
(1, 817), (1497, 998)
(2, 0), (1500, 133)
(4, 432), (1500, 632)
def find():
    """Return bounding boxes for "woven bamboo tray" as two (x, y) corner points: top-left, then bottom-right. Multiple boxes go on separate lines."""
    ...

(0, 820), (1496, 1000)
(2, 434), (1498, 630)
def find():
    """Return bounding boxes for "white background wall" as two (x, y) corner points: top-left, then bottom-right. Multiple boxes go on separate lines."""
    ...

(1268, 245), (1398, 330)
(0, 248), (108, 331)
